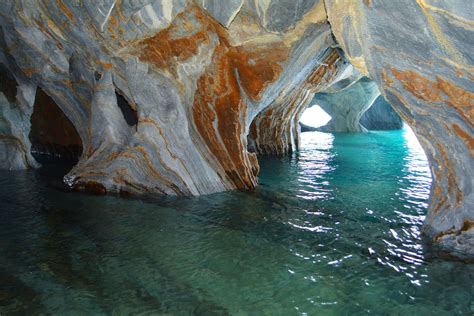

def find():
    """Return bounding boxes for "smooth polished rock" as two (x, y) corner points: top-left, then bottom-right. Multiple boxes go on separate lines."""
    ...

(360, 96), (403, 130)
(314, 77), (380, 133)
(0, 0), (330, 195)
(248, 35), (346, 155)
(196, 0), (244, 28)
(252, 0), (320, 33)
(325, 0), (474, 258)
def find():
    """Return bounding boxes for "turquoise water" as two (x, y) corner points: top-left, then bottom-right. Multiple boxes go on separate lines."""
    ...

(1, 127), (473, 315)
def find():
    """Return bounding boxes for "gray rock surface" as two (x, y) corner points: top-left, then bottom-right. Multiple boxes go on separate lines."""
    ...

(252, 0), (320, 33)
(197, 0), (244, 28)
(326, 0), (474, 258)
(314, 77), (380, 133)
(360, 96), (403, 130)
(0, 0), (330, 195)
(0, 0), (472, 257)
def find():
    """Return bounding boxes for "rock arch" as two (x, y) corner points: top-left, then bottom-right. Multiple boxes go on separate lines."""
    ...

(0, 0), (472, 257)
(29, 87), (83, 163)
(314, 77), (380, 133)
(324, 0), (474, 257)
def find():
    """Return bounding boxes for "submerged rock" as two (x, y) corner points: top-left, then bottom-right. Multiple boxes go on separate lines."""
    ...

(360, 96), (403, 131)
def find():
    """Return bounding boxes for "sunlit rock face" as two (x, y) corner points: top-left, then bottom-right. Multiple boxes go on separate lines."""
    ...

(325, 0), (474, 257)
(360, 96), (403, 131)
(313, 77), (379, 133)
(0, 0), (334, 195)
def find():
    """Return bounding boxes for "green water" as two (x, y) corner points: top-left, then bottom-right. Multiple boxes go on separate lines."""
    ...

(1, 128), (473, 315)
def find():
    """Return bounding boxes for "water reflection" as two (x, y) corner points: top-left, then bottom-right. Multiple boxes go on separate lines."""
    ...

(290, 127), (433, 287)
(1, 128), (473, 314)
(297, 132), (335, 201)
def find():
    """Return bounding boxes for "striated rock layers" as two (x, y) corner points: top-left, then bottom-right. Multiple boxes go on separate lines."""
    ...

(0, 1), (472, 257)
(314, 77), (380, 133)
(325, 0), (474, 258)
(360, 96), (403, 131)
(0, 0), (337, 195)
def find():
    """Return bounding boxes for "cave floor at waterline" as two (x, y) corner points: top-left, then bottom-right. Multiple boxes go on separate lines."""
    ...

(1, 128), (473, 315)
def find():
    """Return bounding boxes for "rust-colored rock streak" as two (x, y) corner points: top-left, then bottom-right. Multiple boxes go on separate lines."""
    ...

(192, 43), (289, 190)
(249, 49), (342, 155)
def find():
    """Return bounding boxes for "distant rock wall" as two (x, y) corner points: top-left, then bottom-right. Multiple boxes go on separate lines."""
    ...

(360, 96), (403, 131)
(248, 49), (346, 155)
(314, 77), (380, 133)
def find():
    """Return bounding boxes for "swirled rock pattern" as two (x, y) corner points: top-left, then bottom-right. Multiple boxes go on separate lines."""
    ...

(0, 59), (39, 170)
(0, 1), (472, 257)
(325, 0), (474, 257)
(0, 0), (332, 195)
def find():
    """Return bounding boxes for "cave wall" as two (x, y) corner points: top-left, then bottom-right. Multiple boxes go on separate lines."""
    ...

(248, 49), (345, 155)
(0, 55), (39, 170)
(360, 95), (404, 131)
(0, 0), (472, 256)
(325, 0), (474, 257)
(0, 0), (333, 195)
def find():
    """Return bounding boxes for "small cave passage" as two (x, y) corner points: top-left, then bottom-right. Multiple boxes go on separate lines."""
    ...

(29, 88), (83, 166)
(299, 105), (331, 132)
(116, 92), (138, 127)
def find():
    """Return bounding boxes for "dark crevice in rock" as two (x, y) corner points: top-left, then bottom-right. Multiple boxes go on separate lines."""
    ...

(360, 95), (403, 130)
(115, 91), (138, 127)
(94, 71), (102, 81)
(0, 63), (17, 103)
(29, 88), (83, 165)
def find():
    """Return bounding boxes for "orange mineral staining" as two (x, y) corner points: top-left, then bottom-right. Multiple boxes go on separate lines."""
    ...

(391, 68), (474, 125)
(452, 123), (474, 154)
(227, 46), (288, 101)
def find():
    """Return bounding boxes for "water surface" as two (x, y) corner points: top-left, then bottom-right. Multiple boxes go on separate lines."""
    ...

(1, 128), (473, 315)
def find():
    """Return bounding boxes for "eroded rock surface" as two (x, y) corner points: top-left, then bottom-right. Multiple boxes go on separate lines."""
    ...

(0, 0), (333, 195)
(314, 77), (380, 133)
(0, 59), (39, 170)
(0, 1), (472, 257)
(360, 96), (403, 131)
(325, 0), (474, 257)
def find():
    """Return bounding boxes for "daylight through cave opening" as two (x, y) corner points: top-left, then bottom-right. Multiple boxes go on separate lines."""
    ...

(300, 105), (332, 131)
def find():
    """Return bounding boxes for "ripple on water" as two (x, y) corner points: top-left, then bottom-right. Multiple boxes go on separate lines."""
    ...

(1, 127), (473, 314)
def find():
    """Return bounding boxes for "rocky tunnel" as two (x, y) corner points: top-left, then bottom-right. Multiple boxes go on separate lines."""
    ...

(29, 88), (83, 164)
(0, 0), (472, 258)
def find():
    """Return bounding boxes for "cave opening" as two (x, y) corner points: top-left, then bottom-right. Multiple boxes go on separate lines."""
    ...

(299, 104), (332, 131)
(29, 88), (83, 167)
